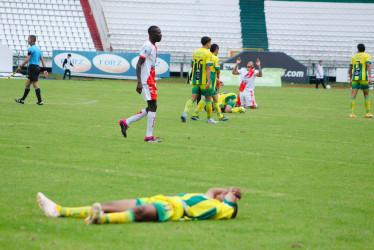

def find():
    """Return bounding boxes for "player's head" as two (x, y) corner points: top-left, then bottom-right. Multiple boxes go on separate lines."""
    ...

(247, 61), (254, 69)
(201, 36), (211, 48)
(210, 43), (219, 55)
(67, 54), (71, 58)
(357, 44), (365, 52)
(319, 60), (323, 65)
(28, 35), (36, 45)
(148, 26), (162, 43)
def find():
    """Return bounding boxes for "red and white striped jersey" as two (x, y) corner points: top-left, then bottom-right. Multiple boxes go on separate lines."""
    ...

(238, 68), (256, 92)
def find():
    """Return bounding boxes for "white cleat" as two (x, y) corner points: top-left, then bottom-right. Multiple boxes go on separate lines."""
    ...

(207, 118), (219, 124)
(85, 203), (103, 225)
(36, 192), (60, 218)
(239, 107), (246, 113)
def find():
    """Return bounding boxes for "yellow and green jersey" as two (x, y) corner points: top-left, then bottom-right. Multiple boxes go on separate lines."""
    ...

(218, 92), (238, 108)
(172, 193), (236, 221)
(350, 52), (372, 81)
(210, 55), (220, 91)
(191, 48), (213, 85)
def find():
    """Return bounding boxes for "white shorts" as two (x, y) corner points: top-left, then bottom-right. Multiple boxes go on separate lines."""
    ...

(239, 90), (257, 108)
(141, 83), (157, 101)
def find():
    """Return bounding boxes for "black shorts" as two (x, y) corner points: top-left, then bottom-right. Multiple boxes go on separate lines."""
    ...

(28, 65), (41, 82)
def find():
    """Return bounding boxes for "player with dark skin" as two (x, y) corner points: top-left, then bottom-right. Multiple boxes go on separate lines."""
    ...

(136, 27), (162, 113)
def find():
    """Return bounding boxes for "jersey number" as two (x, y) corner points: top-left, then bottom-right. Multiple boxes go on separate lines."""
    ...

(353, 61), (361, 77)
(193, 59), (203, 80)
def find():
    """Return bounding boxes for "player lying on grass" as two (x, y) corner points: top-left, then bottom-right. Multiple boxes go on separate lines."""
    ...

(37, 187), (242, 225)
(218, 92), (246, 113)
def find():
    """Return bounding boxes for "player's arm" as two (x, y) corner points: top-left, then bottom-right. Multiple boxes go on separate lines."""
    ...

(136, 57), (146, 94)
(367, 62), (372, 84)
(205, 64), (211, 89)
(205, 188), (229, 199)
(349, 65), (353, 87)
(62, 59), (67, 68)
(255, 58), (262, 77)
(16, 55), (31, 72)
(232, 57), (241, 75)
(224, 187), (242, 203)
(40, 56), (48, 77)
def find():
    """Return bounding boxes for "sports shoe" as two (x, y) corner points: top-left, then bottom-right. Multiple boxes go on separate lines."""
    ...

(85, 203), (103, 225)
(219, 116), (229, 121)
(118, 120), (128, 138)
(239, 107), (246, 113)
(207, 118), (219, 124)
(365, 113), (373, 118)
(348, 114), (357, 118)
(181, 114), (187, 122)
(35, 102), (43, 105)
(36, 192), (60, 218)
(15, 99), (24, 104)
(144, 136), (162, 142)
(191, 116), (200, 121)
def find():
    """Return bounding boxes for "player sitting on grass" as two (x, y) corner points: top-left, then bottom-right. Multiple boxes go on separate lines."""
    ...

(232, 57), (262, 109)
(191, 43), (228, 122)
(36, 187), (241, 224)
(218, 92), (246, 113)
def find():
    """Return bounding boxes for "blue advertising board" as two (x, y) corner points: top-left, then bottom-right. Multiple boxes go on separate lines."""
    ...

(52, 50), (170, 78)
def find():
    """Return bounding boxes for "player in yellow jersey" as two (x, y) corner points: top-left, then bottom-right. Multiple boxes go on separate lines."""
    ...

(36, 187), (242, 224)
(181, 37), (218, 123)
(349, 44), (372, 118)
(218, 92), (246, 113)
(191, 44), (229, 122)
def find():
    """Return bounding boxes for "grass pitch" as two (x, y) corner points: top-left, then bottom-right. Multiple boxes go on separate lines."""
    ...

(0, 78), (373, 249)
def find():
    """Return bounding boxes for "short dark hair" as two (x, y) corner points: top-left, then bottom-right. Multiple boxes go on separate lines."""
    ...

(67, 54), (71, 57)
(148, 26), (159, 35)
(319, 60), (322, 63)
(210, 43), (219, 53)
(29, 35), (36, 43)
(201, 36), (211, 46)
(358, 44), (365, 52)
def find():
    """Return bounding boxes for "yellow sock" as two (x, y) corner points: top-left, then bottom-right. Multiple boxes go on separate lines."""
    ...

(365, 97), (370, 113)
(213, 101), (223, 119)
(58, 205), (91, 218)
(193, 99), (206, 117)
(183, 98), (195, 114)
(206, 100), (212, 119)
(101, 210), (135, 224)
(350, 97), (355, 114)
(231, 107), (240, 113)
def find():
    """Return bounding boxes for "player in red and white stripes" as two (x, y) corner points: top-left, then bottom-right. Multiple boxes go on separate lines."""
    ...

(118, 26), (162, 142)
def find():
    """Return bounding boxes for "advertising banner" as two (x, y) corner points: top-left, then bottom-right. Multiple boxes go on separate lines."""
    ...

(219, 69), (282, 87)
(52, 50), (170, 78)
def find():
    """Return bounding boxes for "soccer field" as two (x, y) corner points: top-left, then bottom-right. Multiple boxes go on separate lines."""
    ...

(0, 78), (373, 249)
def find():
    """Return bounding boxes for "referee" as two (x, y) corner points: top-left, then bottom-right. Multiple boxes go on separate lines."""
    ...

(15, 35), (48, 105)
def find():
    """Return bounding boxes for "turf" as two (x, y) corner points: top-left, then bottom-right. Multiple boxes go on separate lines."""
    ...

(0, 78), (373, 249)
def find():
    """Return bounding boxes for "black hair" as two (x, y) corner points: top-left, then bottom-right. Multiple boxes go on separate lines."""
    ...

(148, 26), (159, 35)
(67, 54), (71, 57)
(201, 36), (211, 46)
(29, 35), (36, 43)
(210, 43), (219, 53)
(358, 44), (365, 52)
(319, 60), (322, 63)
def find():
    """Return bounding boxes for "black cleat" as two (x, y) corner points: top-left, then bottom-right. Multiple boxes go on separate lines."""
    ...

(119, 120), (128, 138)
(35, 102), (44, 105)
(15, 99), (24, 104)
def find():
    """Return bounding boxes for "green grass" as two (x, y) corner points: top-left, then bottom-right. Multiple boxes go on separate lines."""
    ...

(0, 78), (373, 249)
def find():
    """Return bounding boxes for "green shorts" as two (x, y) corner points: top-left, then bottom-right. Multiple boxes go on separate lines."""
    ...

(192, 85), (213, 96)
(352, 81), (369, 90)
(212, 90), (218, 96)
(227, 101), (235, 107)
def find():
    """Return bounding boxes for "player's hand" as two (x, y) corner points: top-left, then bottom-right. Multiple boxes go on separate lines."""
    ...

(136, 83), (143, 94)
(256, 58), (261, 67)
(16, 66), (21, 73)
(229, 187), (242, 200)
(205, 83), (210, 90)
(369, 78), (372, 84)
(236, 57), (241, 64)
(44, 70), (48, 77)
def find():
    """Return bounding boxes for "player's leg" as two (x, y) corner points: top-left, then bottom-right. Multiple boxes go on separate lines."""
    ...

(363, 87), (372, 118)
(248, 91), (258, 109)
(205, 94), (217, 123)
(15, 79), (32, 104)
(181, 86), (199, 122)
(229, 103), (245, 113)
(316, 79), (319, 88)
(192, 97), (205, 120)
(68, 69), (71, 80)
(349, 83), (359, 117)
(145, 99), (161, 142)
(212, 93), (228, 121)
(86, 202), (173, 225)
(321, 78), (326, 89)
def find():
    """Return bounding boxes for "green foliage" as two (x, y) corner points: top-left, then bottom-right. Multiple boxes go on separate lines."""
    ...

(0, 79), (373, 249)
